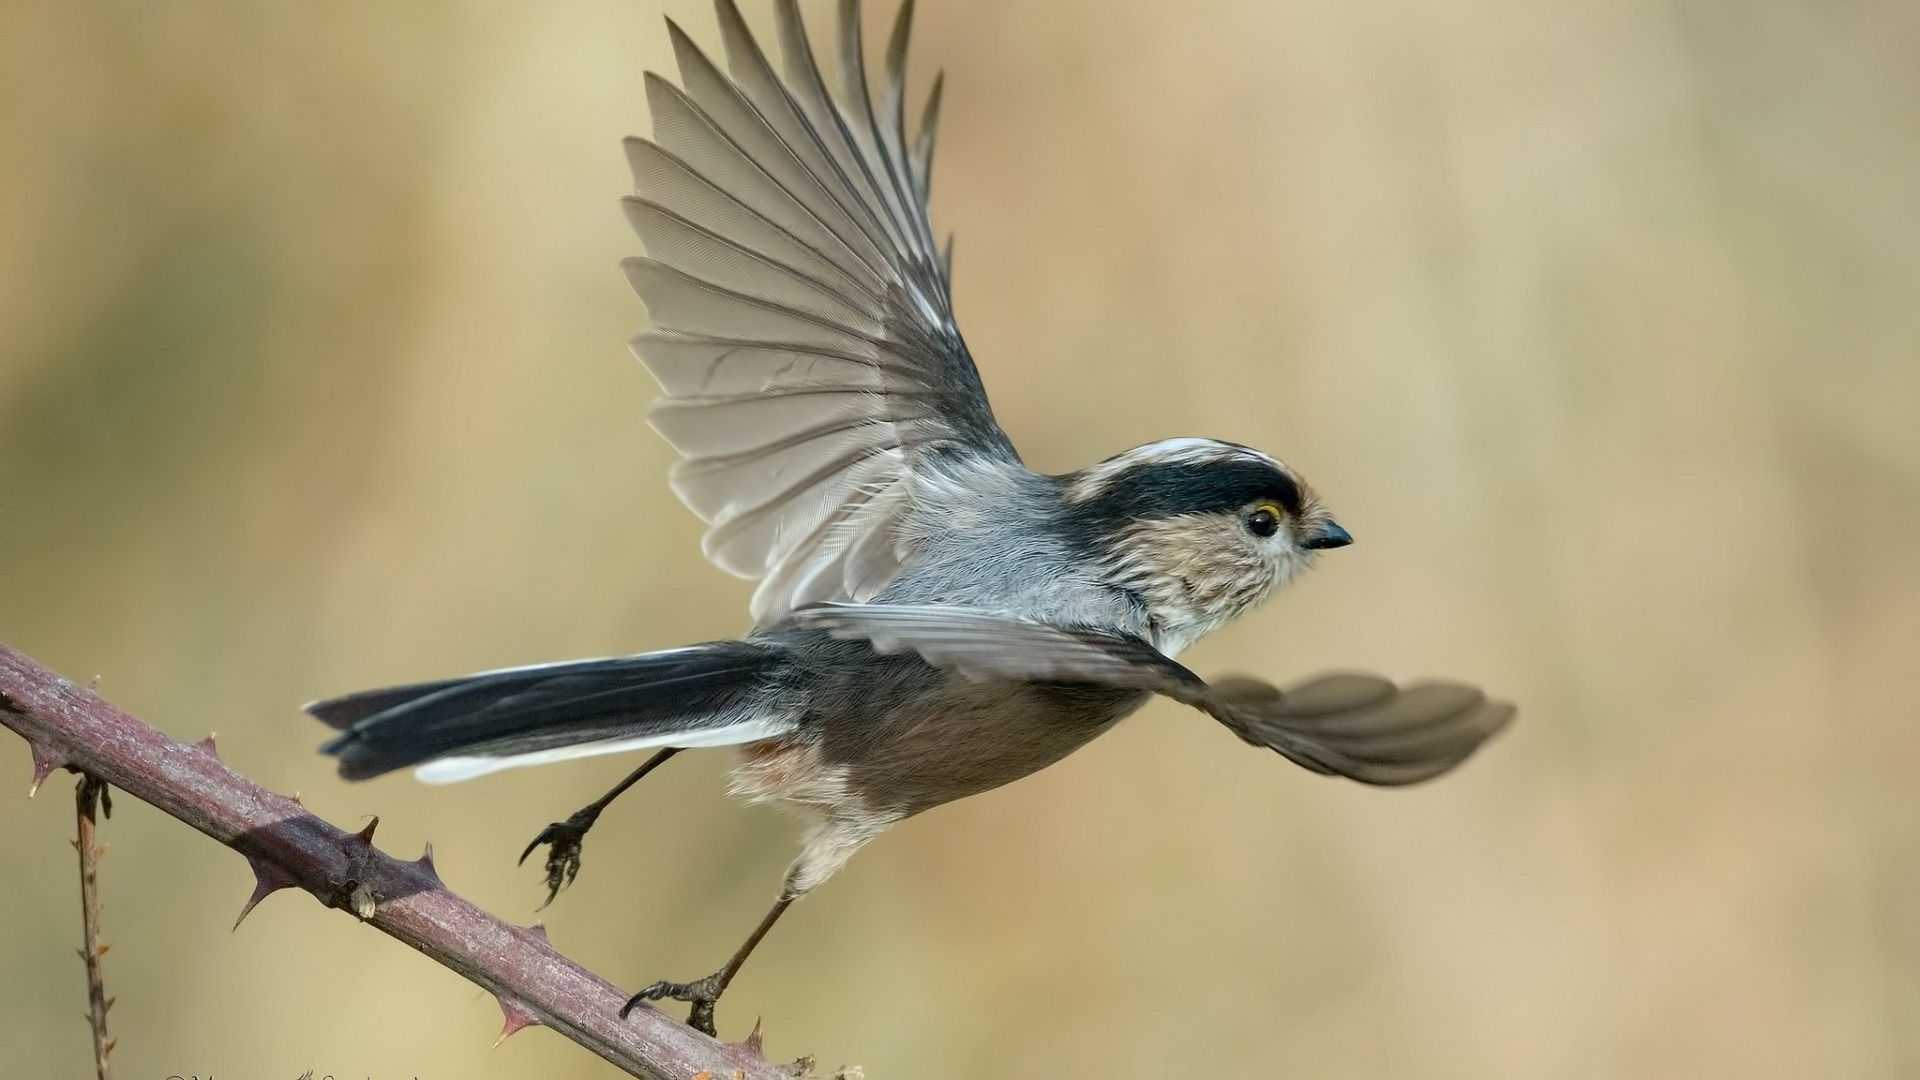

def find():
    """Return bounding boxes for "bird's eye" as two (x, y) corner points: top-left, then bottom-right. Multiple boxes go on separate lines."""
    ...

(1246, 504), (1281, 538)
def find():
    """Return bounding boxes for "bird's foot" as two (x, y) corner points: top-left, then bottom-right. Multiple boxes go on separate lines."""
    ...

(621, 972), (727, 1036)
(517, 808), (599, 908)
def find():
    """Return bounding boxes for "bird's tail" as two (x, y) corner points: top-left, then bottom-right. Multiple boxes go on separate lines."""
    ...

(310, 640), (790, 783)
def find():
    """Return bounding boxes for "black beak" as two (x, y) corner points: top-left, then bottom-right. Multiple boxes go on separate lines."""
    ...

(1302, 520), (1353, 550)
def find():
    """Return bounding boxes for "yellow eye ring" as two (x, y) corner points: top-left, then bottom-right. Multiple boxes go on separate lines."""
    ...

(1246, 503), (1283, 538)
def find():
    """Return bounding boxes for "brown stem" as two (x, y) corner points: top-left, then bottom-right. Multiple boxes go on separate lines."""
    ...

(75, 773), (114, 1079)
(0, 642), (798, 1080)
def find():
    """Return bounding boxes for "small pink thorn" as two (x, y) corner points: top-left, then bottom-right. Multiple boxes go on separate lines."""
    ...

(27, 741), (70, 797)
(493, 993), (541, 1046)
(412, 843), (443, 886)
(234, 855), (301, 930)
(193, 733), (219, 760)
(523, 921), (550, 944)
(289, 791), (304, 807)
(348, 816), (380, 847)
(738, 1017), (765, 1058)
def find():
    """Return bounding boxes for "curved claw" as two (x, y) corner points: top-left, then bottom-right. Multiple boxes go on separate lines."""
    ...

(518, 811), (596, 909)
(622, 974), (725, 1036)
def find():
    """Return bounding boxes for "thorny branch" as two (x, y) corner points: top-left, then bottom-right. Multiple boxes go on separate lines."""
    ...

(0, 642), (812, 1080)
(75, 773), (114, 1080)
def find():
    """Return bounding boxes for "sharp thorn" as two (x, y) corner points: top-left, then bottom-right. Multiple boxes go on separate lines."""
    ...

(412, 842), (442, 886)
(27, 742), (70, 797)
(234, 856), (301, 930)
(193, 733), (219, 760)
(494, 994), (541, 1045)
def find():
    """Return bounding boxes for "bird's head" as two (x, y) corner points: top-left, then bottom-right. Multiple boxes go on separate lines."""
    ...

(1061, 438), (1350, 656)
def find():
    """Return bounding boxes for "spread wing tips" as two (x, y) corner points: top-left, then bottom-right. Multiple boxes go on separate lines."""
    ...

(912, 70), (943, 204)
(1214, 675), (1516, 786)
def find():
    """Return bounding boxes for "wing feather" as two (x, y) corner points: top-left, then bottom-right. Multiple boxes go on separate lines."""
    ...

(623, 137), (877, 299)
(877, 0), (942, 260)
(910, 71), (943, 203)
(646, 74), (883, 290)
(623, 257), (878, 350)
(666, 19), (894, 277)
(714, 0), (903, 267)
(835, 0), (926, 264)
(779, 0), (922, 264)
(795, 604), (1516, 786)
(626, 0), (1022, 623)
(624, 200), (875, 330)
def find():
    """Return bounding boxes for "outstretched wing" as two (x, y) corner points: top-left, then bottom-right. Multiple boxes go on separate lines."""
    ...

(796, 603), (1516, 786)
(626, 0), (1021, 624)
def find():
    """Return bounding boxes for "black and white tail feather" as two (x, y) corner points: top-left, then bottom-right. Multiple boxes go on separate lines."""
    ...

(313, 643), (788, 782)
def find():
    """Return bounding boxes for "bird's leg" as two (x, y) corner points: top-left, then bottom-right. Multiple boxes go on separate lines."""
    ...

(519, 747), (681, 907)
(623, 797), (886, 1034)
(622, 892), (796, 1037)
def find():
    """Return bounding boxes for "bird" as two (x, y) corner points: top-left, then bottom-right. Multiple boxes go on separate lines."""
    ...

(309, 0), (1515, 1037)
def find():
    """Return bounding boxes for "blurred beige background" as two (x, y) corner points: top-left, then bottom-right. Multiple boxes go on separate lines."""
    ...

(3, 0), (1915, 1077)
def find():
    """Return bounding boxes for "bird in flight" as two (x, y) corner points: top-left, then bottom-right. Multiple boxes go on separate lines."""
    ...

(310, 0), (1514, 1037)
